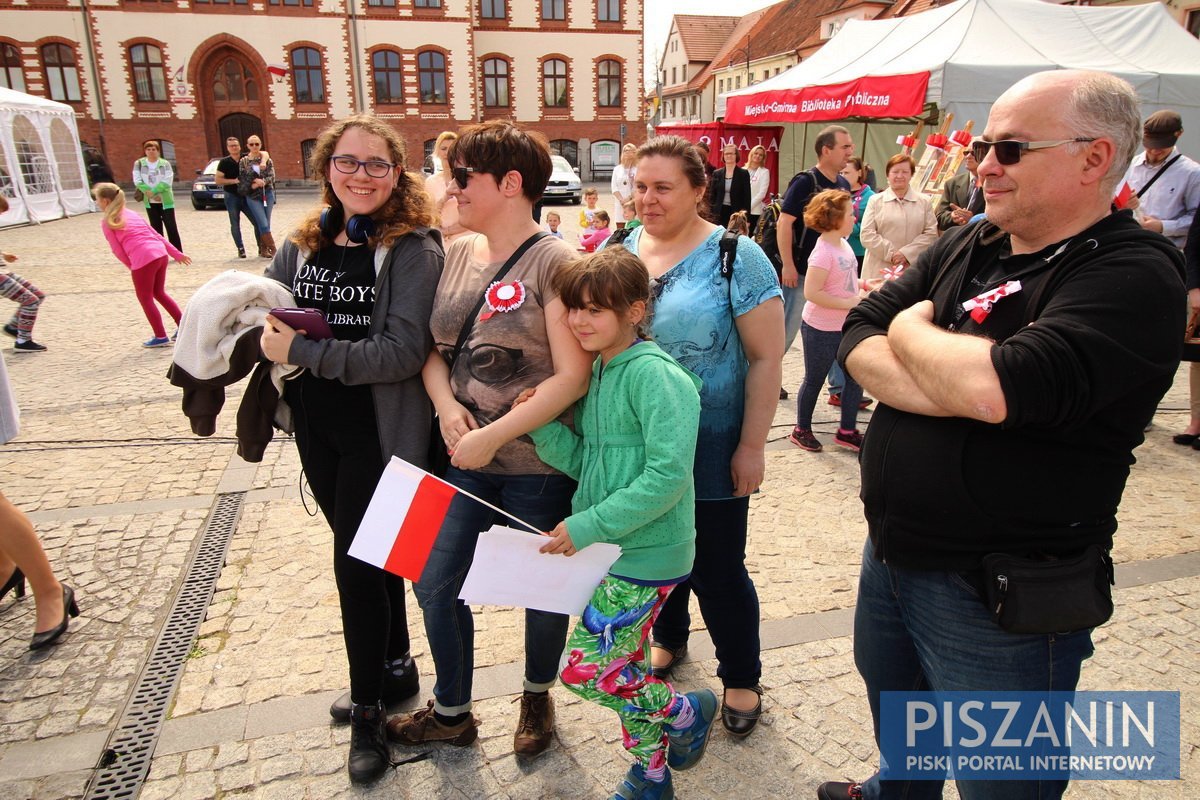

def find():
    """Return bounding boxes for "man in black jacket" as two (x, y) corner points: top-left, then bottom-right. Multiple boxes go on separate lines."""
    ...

(819, 70), (1185, 800)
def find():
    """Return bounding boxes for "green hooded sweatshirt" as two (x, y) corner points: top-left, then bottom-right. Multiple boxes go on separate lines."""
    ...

(530, 340), (702, 582)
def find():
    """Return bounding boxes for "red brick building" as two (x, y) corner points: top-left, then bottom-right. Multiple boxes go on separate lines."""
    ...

(0, 0), (644, 182)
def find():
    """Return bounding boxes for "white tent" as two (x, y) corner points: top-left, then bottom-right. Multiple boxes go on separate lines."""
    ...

(723, 0), (1200, 157)
(0, 87), (92, 227)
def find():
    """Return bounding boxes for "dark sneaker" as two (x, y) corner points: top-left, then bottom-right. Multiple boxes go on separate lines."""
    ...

(779, 386), (789, 400)
(817, 782), (863, 800)
(13, 339), (46, 353)
(386, 700), (478, 746)
(666, 689), (718, 771)
(788, 427), (822, 452)
(829, 393), (873, 410)
(834, 430), (863, 452)
(513, 690), (555, 757)
(3, 323), (17, 337)
(612, 763), (675, 799)
(330, 655), (421, 724)
(347, 702), (390, 784)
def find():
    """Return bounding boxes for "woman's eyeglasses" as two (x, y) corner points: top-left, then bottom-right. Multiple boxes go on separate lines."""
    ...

(331, 156), (396, 178)
(970, 137), (1096, 166)
(451, 166), (478, 189)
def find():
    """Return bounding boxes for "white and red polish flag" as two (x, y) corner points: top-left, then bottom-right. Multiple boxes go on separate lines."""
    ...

(349, 456), (542, 581)
(349, 457), (457, 581)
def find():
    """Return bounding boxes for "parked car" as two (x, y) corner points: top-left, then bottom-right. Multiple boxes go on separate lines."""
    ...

(191, 158), (224, 210)
(543, 155), (581, 204)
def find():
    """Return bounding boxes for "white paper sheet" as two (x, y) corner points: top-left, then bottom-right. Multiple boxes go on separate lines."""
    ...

(458, 525), (621, 616)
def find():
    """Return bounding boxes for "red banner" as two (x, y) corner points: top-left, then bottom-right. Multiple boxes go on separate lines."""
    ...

(725, 72), (930, 124)
(654, 122), (786, 202)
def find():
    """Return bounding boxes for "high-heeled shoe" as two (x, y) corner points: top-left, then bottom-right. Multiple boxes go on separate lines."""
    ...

(29, 584), (79, 651)
(1, 567), (25, 601)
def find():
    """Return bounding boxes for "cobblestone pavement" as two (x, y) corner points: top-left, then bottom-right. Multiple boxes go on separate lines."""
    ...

(0, 190), (1195, 799)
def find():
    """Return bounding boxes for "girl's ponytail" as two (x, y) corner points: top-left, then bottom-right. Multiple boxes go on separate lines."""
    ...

(91, 182), (127, 229)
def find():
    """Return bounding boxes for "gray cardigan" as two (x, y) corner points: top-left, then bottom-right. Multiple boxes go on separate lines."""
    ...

(265, 228), (444, 467)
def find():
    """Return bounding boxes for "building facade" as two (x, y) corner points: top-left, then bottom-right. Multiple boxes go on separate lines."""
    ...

(0, 0), (644, 182)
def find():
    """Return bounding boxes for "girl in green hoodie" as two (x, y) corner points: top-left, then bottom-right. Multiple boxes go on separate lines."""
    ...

(526, 248), (717, 800)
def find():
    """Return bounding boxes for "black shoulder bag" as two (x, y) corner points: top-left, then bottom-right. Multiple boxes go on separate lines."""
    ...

(427, 232), (549, 476)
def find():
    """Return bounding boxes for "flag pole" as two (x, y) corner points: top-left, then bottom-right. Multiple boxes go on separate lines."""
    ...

(424, 468), (545, 536)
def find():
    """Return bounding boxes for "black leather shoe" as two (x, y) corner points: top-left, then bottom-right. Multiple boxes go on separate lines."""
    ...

(29, 585), (79, 650)
(648, 641), (688, 680)
(348, 701), (390, 784)
(1, 567), (25, 601)
(330, 655), (420, 723)
(720, 685), (763, 738)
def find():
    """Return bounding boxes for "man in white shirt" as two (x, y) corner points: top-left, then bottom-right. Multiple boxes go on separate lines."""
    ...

(1124, 110), (1200, 249)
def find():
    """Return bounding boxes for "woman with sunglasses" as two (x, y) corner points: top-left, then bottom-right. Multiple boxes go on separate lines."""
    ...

(258, 114), (443, 785)
(859, 153), (938, 283)
(132, 139), (183, 252)
(391, 120), (591, 757)
(239, 136), (277, 257)
(623, 136), (784, 739)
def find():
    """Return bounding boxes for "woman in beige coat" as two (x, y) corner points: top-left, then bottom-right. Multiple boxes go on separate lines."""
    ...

(859, 153), (938, 282)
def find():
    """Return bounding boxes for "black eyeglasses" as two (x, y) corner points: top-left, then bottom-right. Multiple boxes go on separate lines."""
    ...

(971, 138), (1096, 166)
(331, 156), (396, 178)
(451, 166), (479, 189)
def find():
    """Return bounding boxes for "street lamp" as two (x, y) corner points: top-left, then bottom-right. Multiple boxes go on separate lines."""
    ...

(728, 40), (752, 88)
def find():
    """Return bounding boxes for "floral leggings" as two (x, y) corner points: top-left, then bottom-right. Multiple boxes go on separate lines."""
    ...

(0, 271), (43, 340)
(559, 576), (692, 780)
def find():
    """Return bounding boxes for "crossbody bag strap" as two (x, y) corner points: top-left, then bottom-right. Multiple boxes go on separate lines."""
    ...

(1135, 153), (1182, 199)
(447, 231), (549, 366)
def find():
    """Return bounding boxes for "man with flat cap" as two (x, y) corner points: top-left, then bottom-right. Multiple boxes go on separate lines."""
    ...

(1123, 109), (1200, 249)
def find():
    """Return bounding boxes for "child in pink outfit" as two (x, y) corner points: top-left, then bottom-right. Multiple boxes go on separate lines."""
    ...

(92, 182), (191, 347)
(580, 210), (612, 253)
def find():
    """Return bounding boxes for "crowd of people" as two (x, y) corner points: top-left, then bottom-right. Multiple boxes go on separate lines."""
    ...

(1, 66), (1196, 800)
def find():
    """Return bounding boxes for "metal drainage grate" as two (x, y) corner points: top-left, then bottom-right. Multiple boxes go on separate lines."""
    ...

(83, 491), (246, 800)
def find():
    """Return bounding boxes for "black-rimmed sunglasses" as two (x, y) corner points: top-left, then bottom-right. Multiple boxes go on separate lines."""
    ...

(451, 166), (479, 189)
(331, 156), (396, 178)
(971, 138), (1096, 166)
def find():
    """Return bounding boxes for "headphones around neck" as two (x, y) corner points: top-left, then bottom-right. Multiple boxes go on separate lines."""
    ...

(319, 205), (377, 244)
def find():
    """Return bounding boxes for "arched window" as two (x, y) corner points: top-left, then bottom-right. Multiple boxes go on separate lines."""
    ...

(482, 58), (509, 108)
(42, 44), (81, 103)
(542, 59), (568, 108)
(1, 44), (24, 93)
(290, 47), (325, 104)
(372, 50), (403, 105)
(130, 44), (168, 103)
(597, 59), (621, 107)
(212, 58), (259, 103)
(417, 51), (446, 104)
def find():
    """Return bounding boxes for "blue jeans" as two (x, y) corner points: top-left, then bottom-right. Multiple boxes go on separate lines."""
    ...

(223, 193), (260, 249)
(798, 322), (862, 431)
(651, 496), (761, 689)
(412, 467), (575, 715)
(853, 539), (1095, 800)
(781, 284), (806, 352)
(243, 188), (275, 234)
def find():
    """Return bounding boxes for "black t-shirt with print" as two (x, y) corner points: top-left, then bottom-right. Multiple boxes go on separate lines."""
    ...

(286, 244), (377, 421)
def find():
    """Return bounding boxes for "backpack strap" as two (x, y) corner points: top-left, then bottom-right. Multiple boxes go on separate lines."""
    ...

(719, 229), (739, 281)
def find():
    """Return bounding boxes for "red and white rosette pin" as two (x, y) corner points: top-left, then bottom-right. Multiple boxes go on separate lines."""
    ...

(480, 280), (526, 320)
(961, 280), (1022, 324)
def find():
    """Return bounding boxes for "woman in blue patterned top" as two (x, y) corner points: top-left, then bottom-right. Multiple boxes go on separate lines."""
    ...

(620, 135), (784, 739)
